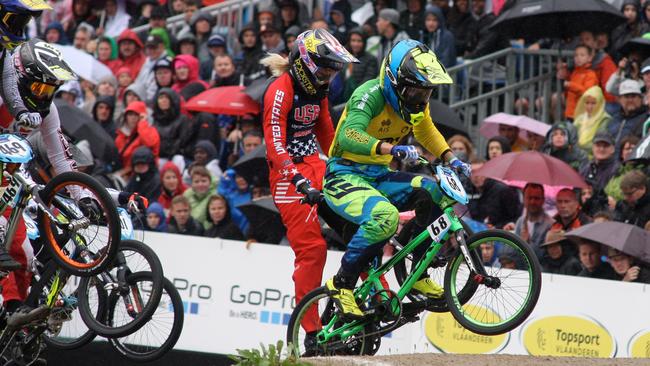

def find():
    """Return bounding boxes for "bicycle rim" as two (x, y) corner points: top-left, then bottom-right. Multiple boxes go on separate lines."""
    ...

(445, 230), (541, 335)
(109, 274), (183, 362)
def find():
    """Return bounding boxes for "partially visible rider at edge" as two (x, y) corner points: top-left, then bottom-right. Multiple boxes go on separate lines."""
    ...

(260, 29), (358, 340)
(0, 39), (148, 323)
(322, 39), (472, 320)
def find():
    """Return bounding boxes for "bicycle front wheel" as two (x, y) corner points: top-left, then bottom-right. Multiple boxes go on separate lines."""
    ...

(444, 229), (542, 336)
(38, 172), (121, 276)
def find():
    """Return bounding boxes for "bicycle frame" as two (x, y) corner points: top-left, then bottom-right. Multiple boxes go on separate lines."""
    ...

(317, 195), (486, 344)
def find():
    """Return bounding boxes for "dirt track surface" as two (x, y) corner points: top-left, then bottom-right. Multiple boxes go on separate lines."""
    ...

(305, 354), (648, 366)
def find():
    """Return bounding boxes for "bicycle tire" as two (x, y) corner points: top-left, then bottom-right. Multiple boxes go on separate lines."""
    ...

(108, 273), (184, 362)
(393, 219), (478, 312)
(77, 240), (164, 338)
(37, 171), (121, 276)
(287, 286), (378, 357)
(444, 229), (542, 335)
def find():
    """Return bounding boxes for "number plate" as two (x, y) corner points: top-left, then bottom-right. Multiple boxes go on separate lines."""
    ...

(0, 176), (21, 208)
(0, 134), (32, 163)
(427, 213), (452, 243)
(118, 207), (134, 240)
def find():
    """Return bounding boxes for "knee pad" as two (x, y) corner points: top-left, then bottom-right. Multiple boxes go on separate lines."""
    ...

(363, 201), (399, 243)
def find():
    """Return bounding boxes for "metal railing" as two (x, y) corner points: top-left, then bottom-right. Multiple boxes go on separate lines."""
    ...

(131, 0), (262, 36)
(438, 48), (574, 153)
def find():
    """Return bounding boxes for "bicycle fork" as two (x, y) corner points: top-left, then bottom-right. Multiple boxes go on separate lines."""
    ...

(98, 252), (144, 319)
(454, 231), (500, 289)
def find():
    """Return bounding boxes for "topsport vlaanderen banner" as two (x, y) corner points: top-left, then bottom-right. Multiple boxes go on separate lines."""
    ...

(126, 232), (650, 358)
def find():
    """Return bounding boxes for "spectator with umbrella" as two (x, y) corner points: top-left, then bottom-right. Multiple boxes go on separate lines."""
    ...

(607, 247), (650, 283)
(468, 161), (522, 229)
(575, 239), (618, 280)
(605, 54), (645, 99)
(573, 86), (612, 154)
(610, 0), (648, 59)
(503, 183), (554, 259)
(465, 0), (508, 59)
(614, 170), (650, 228)
(542, 121), (588, 171)
(485, 135), (511, 160)
(539, 230), (582, 275)
(579, 131), (620, 194)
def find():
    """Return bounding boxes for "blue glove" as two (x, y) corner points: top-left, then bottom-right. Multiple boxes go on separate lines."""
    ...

(449, 157), (471, 177)
(390, 145), (419, 164)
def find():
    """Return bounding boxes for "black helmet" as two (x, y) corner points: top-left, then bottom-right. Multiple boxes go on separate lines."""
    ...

(14, 39), (77, 113)
(289, 29), (358, 96)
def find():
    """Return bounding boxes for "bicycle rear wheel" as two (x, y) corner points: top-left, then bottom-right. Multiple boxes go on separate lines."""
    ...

(77, 240), (164, 338)
(109, 273), (184, 362)
(444, 230), (542, 335)
(37, 172), (120, 276)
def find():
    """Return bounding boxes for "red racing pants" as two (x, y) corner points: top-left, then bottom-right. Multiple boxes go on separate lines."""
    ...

(270, 154), (327, 333)
(1, 208), (31, 304)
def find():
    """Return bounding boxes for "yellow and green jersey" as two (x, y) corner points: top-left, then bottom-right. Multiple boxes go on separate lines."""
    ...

(329, 79), (450, 165)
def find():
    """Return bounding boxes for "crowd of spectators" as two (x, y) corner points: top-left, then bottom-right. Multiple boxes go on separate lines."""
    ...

(26, 0), (650, 284)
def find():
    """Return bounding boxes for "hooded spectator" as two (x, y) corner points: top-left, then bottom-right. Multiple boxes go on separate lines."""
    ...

(171, 54), (209, 94)
(158, 161), (188, 211)
(284, 25), (302, 54)
(153, 57), (175, 97)
(177, 29), (198, 57)
(367, 8), (410, 63)
(65, 0), (100, 41)
(235, 25), (266, 85)
(607, 80), (648, 146)
(145, 201), (168, 232)
(610, 0), (648, 59)
(182, 140), (223, 185)
(574, 86), (612, 153)
(96, 36), (119, 70)
(485, 136), (511, 160)
(102, 0), (131, 38)
(125, 146), (161, 202)
(218, 168), (252, 233)
(150, 26), (175, 58)
(152, 88), (189, 160)
(112, 29), (147, 81)
(539, 230), (582, 275)
(115, 101), (161, 172)
(183, 166), (218, 229)
(328, 0), (357, 44)
(277, 0), (302, 34)
(120, 81), (148, 120)
(420, 5), (456, 69)
(447, 0), (476, 55)
(92, 95), (117, 138)
(188, 11), (215, 64)
(205, 195), (244, 240)
(116, 67), (133, 102)
(259, 24), (286, 54)
(44, 21), (69, 45)
(179, 112), (221, 161)
(399, 0), (426, 39)
(580, 131), (620, 193)
(614, 170), (650, 228)
(542, 122), (588, 171)
(135, 34), (171, 106)
(341, 28), (378, 102)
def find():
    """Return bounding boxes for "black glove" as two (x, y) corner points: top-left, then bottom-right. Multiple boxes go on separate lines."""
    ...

(293, 174), (322, 206)
(78, 197), (102, 220)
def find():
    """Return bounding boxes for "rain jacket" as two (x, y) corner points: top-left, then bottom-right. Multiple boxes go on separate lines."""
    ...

(614, 192), (650, 228)
(96, 36), (120, 71)
(179, 112), (221, 160)
(103, 0), (131, 38)
(115, 101), (160, 170)
(182, 140), (223, 185)
(564, 63), (599, 119)
(183, 176), (218, 230)
(573, 86), (611, 153)
(158, 161), (188, 210)
(167, 215), (205, 236)
(540, 251), (582, 275)
(44, 21), (69, 45)
(607, 105), (648, 147)
(420, 5), (457, 69)
(152, 88), (188, 159)
(591, 51), (617, 103)
(447, 1), (476, 55)
(125, 146), (161, 202)
(171, 54), (209, 94)
(111, 29), (147, 81)
(542, 122), (589, 171)
(217, 168), (251, 233)
(399, 0), (426, 39)
(145, 202), (168, 232)
(204, 198), (244, 240)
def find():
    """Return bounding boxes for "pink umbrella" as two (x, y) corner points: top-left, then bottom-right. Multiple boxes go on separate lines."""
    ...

(474, 151), (587, 188)
(480, 112), (551, 140)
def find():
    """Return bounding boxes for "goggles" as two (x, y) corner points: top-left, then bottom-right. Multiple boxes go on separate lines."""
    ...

(1, 11), (32, 36)
(314, 67), (339, 85)
(29, 81), (58, 99)
(400, 86), (433, 106)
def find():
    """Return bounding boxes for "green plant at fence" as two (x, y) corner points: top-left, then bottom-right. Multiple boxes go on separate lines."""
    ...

(230, 340), (311, 366)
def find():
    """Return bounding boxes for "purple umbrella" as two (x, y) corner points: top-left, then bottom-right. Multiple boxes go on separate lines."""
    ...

(480, 112), (551, 141)
(565, 222), (650, 263)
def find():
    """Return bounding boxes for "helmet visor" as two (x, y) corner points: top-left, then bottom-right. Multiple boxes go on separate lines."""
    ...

(1, 11), (31, 36)
(401, 86), (433, 106)
(314, 67), (339, 84)
(29, 81), (57, 99)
